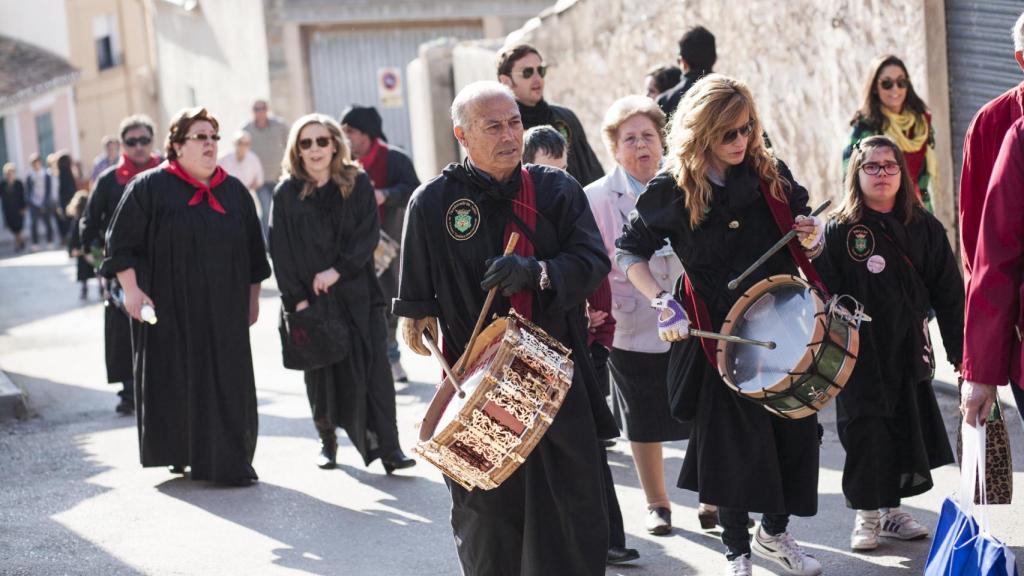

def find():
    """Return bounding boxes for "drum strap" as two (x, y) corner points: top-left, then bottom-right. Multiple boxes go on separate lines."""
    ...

(759, 181), (830, 297)
(682, 273), (717, 365)
(503, 168), (538, 321)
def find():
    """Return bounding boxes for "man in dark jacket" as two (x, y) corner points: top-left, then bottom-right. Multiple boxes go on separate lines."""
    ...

(656, 26), (717, 118)
(341, 105), (421, 383)
(497, 44), (605, 187)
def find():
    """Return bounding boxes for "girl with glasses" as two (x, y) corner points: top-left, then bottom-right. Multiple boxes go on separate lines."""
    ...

(616, 74), (824, 576)
(269, 114), (415, 475)
(817, 135), (962, 552)
(843, 55), (938, 213)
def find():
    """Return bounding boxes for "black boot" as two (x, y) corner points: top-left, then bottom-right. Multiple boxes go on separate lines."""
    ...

(381, 448), (416, 475)
(314, 418), (337, 469)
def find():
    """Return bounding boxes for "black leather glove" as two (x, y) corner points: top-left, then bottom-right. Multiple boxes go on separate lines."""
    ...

(480, 254), (541, 297)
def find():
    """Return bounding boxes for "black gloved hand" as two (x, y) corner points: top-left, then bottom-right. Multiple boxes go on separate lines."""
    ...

(480, 254), (541, 297)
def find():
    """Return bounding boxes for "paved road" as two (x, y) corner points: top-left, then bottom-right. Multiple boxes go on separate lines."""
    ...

(1, 248), (1022, 575)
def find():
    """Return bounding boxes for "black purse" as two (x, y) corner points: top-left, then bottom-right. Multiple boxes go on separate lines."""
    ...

(278, 292), (351, 371)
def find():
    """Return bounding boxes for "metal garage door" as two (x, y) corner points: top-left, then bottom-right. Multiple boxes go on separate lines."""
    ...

(308, 23), (482, 154)
(946, 0), (1024, 194)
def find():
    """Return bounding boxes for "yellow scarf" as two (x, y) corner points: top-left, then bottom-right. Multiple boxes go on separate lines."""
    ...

(881, 107), (938, 205)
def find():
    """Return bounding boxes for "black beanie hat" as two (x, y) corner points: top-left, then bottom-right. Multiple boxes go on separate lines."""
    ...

(340, 105), (387, 142)
(678, 26), (717, 73)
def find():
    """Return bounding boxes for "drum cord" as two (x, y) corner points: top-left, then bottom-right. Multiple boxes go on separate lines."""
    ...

(827, 294), (872, 329)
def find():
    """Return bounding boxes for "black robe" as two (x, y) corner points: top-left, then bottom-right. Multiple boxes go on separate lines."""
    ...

(655, 69), (707, 118)
(101, 169), (270, 483)
(66, 196), (94, 282)
(393, 161), (614, 576)
(269, 174), (400, 464)
(815, 207), (961, 508)
(518, 100), (605, 187)
(616, 161), (820, 516)
(81, 166), (133, 384)
(0, 179), (26, 233)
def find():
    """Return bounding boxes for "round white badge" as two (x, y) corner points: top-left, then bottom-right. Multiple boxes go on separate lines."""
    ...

(867, 254), (886, 274)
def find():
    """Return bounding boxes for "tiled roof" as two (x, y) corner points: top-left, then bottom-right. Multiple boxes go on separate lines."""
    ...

(0, 35), (80, 110)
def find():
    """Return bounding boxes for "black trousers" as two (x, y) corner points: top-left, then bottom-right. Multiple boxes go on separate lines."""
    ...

(29, 205), (53, 244)
(599, 445), (625, 547)
(719, 508), (788, 559)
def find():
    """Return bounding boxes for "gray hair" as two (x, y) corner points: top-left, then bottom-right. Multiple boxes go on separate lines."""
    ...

(1015, 11), (1024, 52)
(233, 129), (252, 144)
(450, 81), (516, 129)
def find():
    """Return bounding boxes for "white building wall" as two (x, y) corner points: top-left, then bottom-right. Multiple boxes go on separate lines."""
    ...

(0, 0), (71, 58)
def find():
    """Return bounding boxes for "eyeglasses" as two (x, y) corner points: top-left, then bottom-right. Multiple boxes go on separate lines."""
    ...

(516, 65), (547, 79)
(183, 133), (221, 142)
(878, 78), (909, 91)
(299, 137), (332, 150)
(860, 162), (901, 176)
(124, 136), (152, 147)
(722, 121), (755, 144)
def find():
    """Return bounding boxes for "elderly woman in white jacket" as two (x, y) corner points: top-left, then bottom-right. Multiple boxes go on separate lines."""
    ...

(584, 95), (696, 537)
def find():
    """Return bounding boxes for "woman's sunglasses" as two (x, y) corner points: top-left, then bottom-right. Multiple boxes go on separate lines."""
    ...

(878, 78), (909, 91)
(517, 65), (547, 79)
(722, 121), (755, 144)
(299, 137), (332, 150)
(183, 133), (221, 142)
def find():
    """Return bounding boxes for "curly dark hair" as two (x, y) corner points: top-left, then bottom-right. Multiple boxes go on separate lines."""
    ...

(165, 107), (220, 161)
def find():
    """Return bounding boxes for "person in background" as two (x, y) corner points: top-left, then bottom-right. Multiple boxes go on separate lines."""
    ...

(243, 99), (289, 239)
(843, 55), (938, 213)
(523, 124), (640, 567)
(66, 188), (96, 299)
(54, 152), (78, 243)
(219, 130), (264, 216)
(91, 136), (120, 183)
(340, 104), (420, 383)
(0, 163), (27, 252)
(25, 153), (55, 250)
(645, 65), (683, 100)
(657, 26), (717, 118)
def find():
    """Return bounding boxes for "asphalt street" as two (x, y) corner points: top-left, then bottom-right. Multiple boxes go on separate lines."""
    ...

(1, 248), (1022, 576)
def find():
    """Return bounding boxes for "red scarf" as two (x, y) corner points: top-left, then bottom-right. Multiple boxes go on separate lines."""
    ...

(115, 154), (161, 186)
(162, 160), (229, 214)
(504, 168), (538, 320)
(360, 139), (389, 222)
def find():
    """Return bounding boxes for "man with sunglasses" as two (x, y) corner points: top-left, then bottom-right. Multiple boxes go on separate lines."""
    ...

(497, 43), (605, 187)
(81, 114), (162, 415)
(243, 99), (289, 240)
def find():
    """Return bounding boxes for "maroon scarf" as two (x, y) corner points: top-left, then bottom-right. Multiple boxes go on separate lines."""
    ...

(361, 139), (389, 223)
(505, 168), (538, 320)
(162, 160), (229, 214)
(115, 154), (161, 186)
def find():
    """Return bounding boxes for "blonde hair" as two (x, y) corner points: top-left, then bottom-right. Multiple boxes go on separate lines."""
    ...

(664, 74), (787, 229)
(2, 162), (14, 176)
(281, 114), (359, 200)
(600, 95), (666, 155)
(834, 135), (920, 225)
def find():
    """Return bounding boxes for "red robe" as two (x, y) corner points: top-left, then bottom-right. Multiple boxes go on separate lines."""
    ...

(962, 117), (1024, 388)
(959, 81), (1024, 282)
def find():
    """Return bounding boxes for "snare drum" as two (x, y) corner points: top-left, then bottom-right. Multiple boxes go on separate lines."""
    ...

(415, 311), (573, 490)
(717, 274), (860, 419)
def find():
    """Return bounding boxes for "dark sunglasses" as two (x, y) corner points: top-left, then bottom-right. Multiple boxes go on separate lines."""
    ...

(878, 78), (909, 90)
(517, 65), (547, 79)
(123, 136), (152, 147)
(183, 133), (221, 142)
(722, 121), (755, 144)
(860, 162), (901, 176)
(299, 137), (332, 150)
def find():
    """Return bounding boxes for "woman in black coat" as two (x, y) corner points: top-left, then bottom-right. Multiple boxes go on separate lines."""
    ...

(269, 113), (414, 474)
(616, 74), (825, 576)
(0, 163), (26, 251)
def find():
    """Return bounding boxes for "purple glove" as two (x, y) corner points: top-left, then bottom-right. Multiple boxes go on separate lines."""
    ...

(651, 292), (690, 342)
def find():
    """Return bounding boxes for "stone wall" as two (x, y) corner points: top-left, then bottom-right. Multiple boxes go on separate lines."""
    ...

(505, 0), (956, 234)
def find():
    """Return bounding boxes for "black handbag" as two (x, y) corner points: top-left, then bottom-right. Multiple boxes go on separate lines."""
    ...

(278, 293), (351, 371)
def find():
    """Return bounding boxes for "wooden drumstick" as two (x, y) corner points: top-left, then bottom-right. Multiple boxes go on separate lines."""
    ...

(455, 232), (520, 377)
(727, 200), (831, 291)
(422, 331), (466, 398)
(689, 328), (776, 350)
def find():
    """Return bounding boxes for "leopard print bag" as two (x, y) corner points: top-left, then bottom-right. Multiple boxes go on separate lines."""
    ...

(956, 387), (1013, 505)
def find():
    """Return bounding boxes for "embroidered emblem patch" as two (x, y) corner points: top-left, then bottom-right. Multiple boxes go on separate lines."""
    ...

(446, 198), (481, 241)
(552, 119), (572, 150)
(846, 224), (875, 261)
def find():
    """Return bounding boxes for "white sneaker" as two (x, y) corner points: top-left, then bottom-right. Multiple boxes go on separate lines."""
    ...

(751, 527), (823, 576)
(850, 510), (880, 551)
(879, 509), (929, 540)
(725, 554), (752, 576)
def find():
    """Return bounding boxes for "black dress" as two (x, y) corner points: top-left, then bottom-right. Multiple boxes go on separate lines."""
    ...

(66, 195), (94, 282)
(0, 179), (26, 233)
(616, 161), (820, 516)
(393, 161), (615, 576)
(101, 168), (270, 483)
(269, 173), (401, 465)
(81, 166), (134, 384)
(816, 207), (960, 509)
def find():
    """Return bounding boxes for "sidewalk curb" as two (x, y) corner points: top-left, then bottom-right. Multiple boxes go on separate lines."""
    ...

(0, 368), (27, 421)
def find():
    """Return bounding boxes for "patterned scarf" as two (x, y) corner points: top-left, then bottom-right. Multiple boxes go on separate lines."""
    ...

(882, 107), (938, 204)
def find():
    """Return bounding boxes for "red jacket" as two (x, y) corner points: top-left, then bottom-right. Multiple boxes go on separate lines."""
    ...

(960, 82), (1024, 282)
(962, 117), (1024, 387)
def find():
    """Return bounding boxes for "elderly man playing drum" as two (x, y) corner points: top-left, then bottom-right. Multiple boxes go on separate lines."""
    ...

(393, 81), (615, 576)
